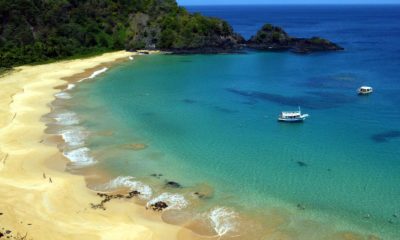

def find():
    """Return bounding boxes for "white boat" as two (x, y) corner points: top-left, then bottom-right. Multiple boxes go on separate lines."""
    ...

(278, 107), (309, 122)
(358, 86), (373, 95)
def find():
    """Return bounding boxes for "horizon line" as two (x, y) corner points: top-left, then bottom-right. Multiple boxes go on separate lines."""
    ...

(183, 3), (400, 6)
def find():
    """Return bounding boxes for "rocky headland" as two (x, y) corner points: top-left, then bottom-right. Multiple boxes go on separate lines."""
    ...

(246, 24), (344, 53)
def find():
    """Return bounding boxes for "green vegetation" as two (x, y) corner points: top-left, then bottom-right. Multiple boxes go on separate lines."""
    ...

(248, 23), (343, 53)
(0, 0), (242, 69)
(252, 24), (290, 44)
(308, 37), (330, 45)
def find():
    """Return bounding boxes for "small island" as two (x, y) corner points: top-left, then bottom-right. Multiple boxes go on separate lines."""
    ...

(246, 24), (344, 53)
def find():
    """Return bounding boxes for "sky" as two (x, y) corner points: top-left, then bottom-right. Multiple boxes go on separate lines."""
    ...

(177, 0), (400, 5)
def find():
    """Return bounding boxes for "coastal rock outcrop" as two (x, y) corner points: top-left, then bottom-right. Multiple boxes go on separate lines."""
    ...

(127, 11), (245, 54)
(246, 24), (343, 53)
(148, 201), (169, 211)
(1, 0), (343, 70)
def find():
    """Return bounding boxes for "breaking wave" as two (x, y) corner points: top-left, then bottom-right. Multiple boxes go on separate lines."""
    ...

(63, 147), (96, 167)
(79, 67), (108, 82)
(53, 111), (80, 126)
(59, 126), (89, 148)
(147, 193), (189, 210)
(66, 83), (75, 90)
(208, 207), (238, 237)
(55, 91), (72, 99)
(94, 176), (153, 200)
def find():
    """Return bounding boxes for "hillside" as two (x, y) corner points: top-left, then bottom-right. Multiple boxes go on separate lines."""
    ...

(0, 1), (343, 70)
(0, 0), (244, 69)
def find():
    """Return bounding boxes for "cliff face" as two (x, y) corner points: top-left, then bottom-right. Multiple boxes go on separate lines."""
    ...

(247, 24), (344, 53)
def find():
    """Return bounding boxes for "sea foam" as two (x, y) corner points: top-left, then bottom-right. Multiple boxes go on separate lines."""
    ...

(94, 176), (153, 200)
(79, 67), (108, 82)
(59, 126), (88, 148)
(208, 207), (238, 237)
(53, 111), (79, 126)
(66, 83), (75, 90)
(147, 193), (189, 210)
(63, 147), (96, 167)
(55, 91), (72, 99)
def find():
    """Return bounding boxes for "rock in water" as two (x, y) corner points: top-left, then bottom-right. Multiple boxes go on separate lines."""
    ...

(123, 143), (148, 150)
(165, 181), (182, 188)
(246, 23), (343, 53)
(296, 161), (308, 167)
(150, 201), (169, 211)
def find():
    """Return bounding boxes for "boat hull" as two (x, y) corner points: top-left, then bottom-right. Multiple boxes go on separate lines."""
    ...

(278, 113), (309, 122)
(358, 91), (373, 95)
(278, 118), (305, 122)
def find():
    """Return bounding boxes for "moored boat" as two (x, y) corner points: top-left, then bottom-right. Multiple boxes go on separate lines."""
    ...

(278, 107), (309, 122)
(358, 86), (373, 95)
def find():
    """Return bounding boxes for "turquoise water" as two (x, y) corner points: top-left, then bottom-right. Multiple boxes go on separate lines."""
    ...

(59, 5), (400, 239)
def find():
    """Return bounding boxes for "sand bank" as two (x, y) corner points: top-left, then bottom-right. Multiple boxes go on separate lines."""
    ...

(0, 51), (193, 240)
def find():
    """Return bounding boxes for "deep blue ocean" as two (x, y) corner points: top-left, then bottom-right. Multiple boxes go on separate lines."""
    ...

(59, 5), (400, 239)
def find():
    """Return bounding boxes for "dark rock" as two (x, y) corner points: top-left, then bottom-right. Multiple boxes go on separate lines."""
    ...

(0, 232), (3, 238)
(165, 181), (182, 188)
(149, 201), (169, 211)
(5, 230), (11, 234)
(246, 23), (343, 54)
(127, 190), (141, 199)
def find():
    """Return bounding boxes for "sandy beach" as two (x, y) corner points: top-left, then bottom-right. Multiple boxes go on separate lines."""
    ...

(0, 51), (191, 240)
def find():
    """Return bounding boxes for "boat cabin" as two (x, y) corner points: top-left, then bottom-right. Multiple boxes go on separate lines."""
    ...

(358, 86), (373, 95)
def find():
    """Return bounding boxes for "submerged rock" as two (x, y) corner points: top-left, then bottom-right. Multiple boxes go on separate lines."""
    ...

(296, 161), (308, 167)
(297, 203), (306, 210)
(193, 192), (208, 199)
(122, 143), (148, 151)
(150, 173), (163, 179)
(190, 183), (214, 200)
(165, 181), (182, 188)
(371, 130), (400, 143)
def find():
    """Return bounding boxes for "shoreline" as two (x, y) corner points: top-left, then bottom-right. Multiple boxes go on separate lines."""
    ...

(0, 51), (194, 240)
(0, 50), (388, 240)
